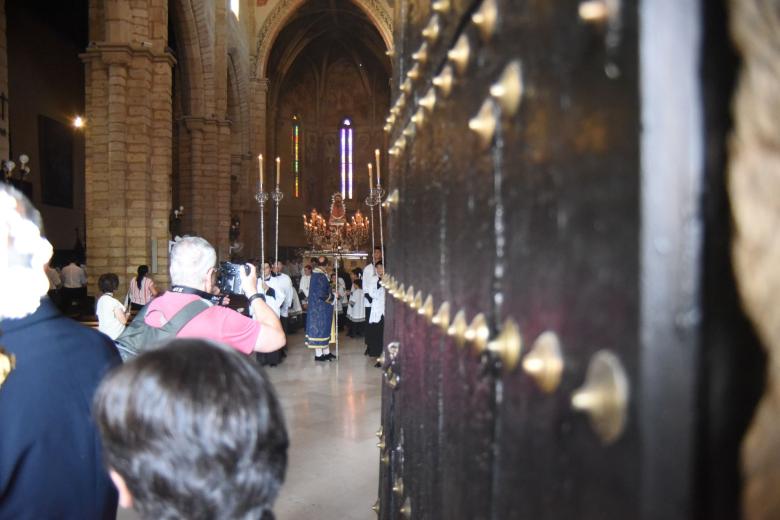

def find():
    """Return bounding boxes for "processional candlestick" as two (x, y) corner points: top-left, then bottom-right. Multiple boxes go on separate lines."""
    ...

(370, 149), (386, 267)
(271, 157), (284, 265)
(255, 154), (269, 268)
(255, 188), (269, 268)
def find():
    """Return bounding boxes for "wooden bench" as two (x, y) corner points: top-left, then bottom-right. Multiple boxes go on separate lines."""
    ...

(74, 309), (139, 330)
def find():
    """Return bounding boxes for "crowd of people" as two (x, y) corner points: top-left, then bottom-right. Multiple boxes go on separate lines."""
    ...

(0, 183), (387, 519)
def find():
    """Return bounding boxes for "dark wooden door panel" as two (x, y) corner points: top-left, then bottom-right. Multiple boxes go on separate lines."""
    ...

(439, 340), (495, 520)
(488, 0), (642, 517)
(378, 0), (721, 519)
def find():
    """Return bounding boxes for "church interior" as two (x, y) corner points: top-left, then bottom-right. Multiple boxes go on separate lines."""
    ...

(0, 0), (778, 518)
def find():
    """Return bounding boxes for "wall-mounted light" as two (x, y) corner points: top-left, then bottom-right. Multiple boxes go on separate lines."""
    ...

(73, 116), (85, 129)
(3, 154), (30, 183)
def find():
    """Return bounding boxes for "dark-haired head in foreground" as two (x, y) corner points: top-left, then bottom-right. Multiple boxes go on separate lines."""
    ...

(93, 339), (288, 520)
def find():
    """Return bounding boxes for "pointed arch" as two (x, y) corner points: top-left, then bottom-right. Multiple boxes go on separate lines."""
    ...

(252, 0), (392, 80)
(169, 0), (209, 117)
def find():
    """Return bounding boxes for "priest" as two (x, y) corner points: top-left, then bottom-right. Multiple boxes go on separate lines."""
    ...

(305, 256), (335, 361)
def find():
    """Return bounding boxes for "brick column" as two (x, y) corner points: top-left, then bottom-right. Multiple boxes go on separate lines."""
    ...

(182, 116), (204, 239)
(149, 55), (173, 287)
(179, 115), (231, 256)
(216, 120), (231, 260)
(81, 44), (174, 294)
(239, 153), (259, 259)
(202, 119), (219, 245)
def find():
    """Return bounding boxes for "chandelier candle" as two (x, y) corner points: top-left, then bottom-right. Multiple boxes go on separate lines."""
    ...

(374, 149), (381, 186)
(276, 157), (280, 187)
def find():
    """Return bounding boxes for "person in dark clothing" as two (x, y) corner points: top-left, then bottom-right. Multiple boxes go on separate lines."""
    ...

(0, 184), (121, 519)
(93, 339), (288, 520)
(338, 265), (352, 292)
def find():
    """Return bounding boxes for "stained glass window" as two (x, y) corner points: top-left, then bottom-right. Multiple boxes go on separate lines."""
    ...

(340, 118), (353, 199)
(292, 115), (300, 198)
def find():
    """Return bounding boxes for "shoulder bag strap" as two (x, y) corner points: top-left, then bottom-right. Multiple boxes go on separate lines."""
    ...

(161, 299), (211, 335)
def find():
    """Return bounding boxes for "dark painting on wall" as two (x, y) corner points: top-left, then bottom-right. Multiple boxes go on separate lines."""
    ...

(38, 115), (73, 208)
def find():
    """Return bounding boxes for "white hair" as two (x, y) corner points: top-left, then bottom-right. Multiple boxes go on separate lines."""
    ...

(169, 236), (216, 288)
(0, 184), (52, 319)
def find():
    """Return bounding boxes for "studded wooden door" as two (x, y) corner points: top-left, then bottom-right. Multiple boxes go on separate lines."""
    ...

(374, 0), (759, 519)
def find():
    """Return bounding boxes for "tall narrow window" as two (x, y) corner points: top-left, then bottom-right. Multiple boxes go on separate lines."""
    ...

(340, 118), (353, 199)
(292, 115), (301, 198)
(230, 0), (239, 18)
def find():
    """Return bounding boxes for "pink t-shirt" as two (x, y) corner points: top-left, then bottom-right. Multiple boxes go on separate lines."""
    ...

(144, 292), (259, 355)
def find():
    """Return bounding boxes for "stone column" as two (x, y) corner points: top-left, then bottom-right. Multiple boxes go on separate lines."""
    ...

(179, 115), (231, 255)
(182, 116), (204, 240)
(81, 43), (174, 293)
(149, 54), (174, 287)
(216, 119), (232, 259)
(240, 153), (259, 258)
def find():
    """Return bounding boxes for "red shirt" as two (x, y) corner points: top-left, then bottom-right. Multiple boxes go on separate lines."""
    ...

(144, 292), (259, 354)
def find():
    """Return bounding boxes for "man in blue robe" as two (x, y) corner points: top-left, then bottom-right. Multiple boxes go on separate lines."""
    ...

(305, 256), (335, 361)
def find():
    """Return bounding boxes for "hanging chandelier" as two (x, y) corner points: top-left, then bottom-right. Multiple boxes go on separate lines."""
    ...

(302, 193), (369, 252)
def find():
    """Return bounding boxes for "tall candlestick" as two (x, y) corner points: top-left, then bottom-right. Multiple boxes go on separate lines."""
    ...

(374, 149), (381, 186)
(275, 157), (280, 187)
(368, 163), (373, 188)
(258, 154), (264, 192)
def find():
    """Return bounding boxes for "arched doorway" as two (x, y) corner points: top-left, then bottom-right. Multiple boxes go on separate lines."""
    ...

(264, 0), (391, 252)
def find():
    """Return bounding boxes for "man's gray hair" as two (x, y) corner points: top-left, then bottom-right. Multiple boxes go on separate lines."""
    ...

(169, 236), (216, 288)
(0, 184), (53, 319)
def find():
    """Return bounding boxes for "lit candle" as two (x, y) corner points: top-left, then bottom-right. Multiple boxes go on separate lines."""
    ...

(275, 157), (280, 187)
(258, 154), (263, 192)
(368, 163), (373, 188)
(374, 149), (381, 186)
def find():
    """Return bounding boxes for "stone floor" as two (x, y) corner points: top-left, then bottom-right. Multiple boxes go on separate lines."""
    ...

(117, 329), (382, 520)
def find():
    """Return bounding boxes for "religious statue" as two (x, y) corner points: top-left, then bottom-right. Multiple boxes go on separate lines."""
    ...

(328, 193), (346, 226)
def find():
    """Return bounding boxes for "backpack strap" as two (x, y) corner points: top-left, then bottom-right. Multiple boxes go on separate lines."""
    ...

(160, 299), (211, 335)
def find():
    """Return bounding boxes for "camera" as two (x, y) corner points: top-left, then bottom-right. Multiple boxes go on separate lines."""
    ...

(216, 261), (250, 295)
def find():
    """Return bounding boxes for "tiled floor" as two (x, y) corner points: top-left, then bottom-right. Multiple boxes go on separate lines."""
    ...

(117, 329), (382, 520)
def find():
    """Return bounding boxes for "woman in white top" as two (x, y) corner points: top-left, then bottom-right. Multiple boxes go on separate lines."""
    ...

(96, 273), (129, 340)
(128, 264), (159, 310)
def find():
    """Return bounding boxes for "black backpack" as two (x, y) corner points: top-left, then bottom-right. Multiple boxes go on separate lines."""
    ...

(114, 299), (210, 361)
